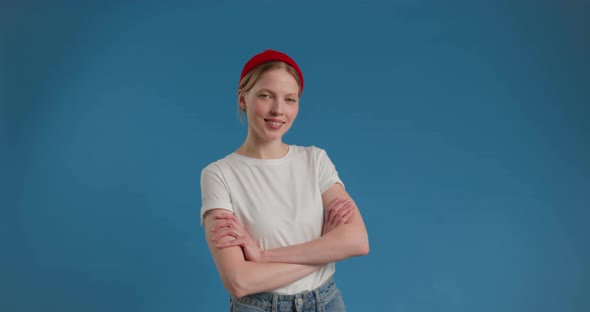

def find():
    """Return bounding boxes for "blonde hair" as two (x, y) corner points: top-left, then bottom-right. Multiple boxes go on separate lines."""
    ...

(237, 61), (302, 123)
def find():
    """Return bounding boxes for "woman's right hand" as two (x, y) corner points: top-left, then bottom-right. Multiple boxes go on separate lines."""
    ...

(211, 213), (264, 262)
(322, 197), (355, 235)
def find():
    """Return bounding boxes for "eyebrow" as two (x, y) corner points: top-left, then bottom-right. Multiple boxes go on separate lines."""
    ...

(257, 88), (298, 97)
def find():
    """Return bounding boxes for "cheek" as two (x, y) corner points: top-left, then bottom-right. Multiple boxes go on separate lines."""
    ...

(247, 103), (266, 118)
(288, 106), (299, 120)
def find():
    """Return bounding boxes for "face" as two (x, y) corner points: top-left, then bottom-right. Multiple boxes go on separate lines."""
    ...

(239, 68), (300, 143)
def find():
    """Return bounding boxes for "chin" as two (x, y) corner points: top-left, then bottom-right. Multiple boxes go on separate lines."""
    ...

(264, 134), (285, 142)
(262, 128), (289, 140)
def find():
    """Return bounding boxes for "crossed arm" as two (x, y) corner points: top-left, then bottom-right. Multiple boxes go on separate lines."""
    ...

(203, 183), (369, 298)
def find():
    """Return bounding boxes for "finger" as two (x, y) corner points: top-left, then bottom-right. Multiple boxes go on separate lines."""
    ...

(333, 200), (354, 224)
(328, 205), (339, 225)
(340, 201), (354, 214)
(212, 218), (241, 232)
(218, 213), (235, 220)
(327, 197), (343, 210)
(223, 214), (243, 228)
(332, 207), (347, 225)
(329, 200), (348, 224)
(224, 213), (240, 222)
(338, 209), (354, 225)
(324, 206), (333, 225)
(214, 214), (240, 227)
(211, 220), (229, 232)
(214, 213), (234, 220)
(327, 200), (343, 224)
(344, 203), (355, 217)
(216, 238), (243, 248)
(212, 221), (234, 232)
(333, 204), (352, 225)
(325, 198), (342, 222)
(211, 228), (240, 242)
(326, 198), (343, 214)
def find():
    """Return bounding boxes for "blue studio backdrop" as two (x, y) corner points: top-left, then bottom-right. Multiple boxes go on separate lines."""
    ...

(2, 1), (589, 311)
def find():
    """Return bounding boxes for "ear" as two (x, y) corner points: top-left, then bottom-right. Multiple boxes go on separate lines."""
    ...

(237, 89), (247, 111)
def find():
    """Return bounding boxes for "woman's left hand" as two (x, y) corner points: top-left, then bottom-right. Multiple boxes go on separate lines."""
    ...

(211, 213), (263, 262)
(322, 197), (355, 235)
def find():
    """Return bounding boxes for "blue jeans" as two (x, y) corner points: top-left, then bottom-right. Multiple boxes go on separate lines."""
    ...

(229, 276), (346, 312)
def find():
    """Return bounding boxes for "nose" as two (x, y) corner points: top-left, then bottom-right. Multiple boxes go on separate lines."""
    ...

(269, 98), (284, 115)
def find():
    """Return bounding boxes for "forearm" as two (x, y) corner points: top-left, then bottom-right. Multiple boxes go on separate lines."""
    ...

(208, 222), (321, 298)
(228, 261), (320, 298)
(260, 223), (369, 265)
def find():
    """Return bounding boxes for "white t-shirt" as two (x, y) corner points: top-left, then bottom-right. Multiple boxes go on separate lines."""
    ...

(200, 145), (344, 294)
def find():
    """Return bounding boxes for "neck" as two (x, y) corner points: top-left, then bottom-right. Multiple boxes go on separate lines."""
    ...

(236, 135), (289, 159)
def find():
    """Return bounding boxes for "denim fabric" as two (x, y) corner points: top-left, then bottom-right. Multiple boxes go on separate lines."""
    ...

(229, 276), (346, 312)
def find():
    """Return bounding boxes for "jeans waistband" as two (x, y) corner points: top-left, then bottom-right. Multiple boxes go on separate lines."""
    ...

(231, 276), (338, 311)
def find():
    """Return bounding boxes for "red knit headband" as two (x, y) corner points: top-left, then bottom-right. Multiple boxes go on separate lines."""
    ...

(240, 49), (304, 93)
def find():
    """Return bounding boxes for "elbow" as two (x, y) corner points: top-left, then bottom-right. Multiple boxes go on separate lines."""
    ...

(353, 234), (370, 257)
(343, 230), (370, 258)
(227, 285), (247, 299)
(222, 275), (250, 299)
(357, 238), (370, 256)
(360, 240), (370, 256)
(225, 281), (246, 299)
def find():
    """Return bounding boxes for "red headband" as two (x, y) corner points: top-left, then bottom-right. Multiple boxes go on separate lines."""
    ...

(240, 49), (304, 93)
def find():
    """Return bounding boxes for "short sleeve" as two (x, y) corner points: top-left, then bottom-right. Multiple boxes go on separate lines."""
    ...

(316, 147), (345, 194)
(200, 163), (233, 226)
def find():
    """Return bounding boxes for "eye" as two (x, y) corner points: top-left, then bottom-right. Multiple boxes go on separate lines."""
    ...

(258, 94), (271, 99)
(286, 98), (297, 103)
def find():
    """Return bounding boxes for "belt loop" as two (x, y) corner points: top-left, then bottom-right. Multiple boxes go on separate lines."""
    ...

(314, 288), (323, 311)
(271, 293), (278, 312)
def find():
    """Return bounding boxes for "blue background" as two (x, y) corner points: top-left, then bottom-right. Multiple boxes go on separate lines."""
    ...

(2, 1), (589, 311)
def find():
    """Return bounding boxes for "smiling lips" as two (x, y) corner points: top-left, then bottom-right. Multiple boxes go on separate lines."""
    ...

(264, 118), (285, 129)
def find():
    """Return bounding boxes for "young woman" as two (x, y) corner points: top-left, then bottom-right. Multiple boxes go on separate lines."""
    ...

(200, 49), (369, 311)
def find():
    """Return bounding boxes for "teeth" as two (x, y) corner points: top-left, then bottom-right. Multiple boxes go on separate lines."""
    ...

(267, 120), (283, 126)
